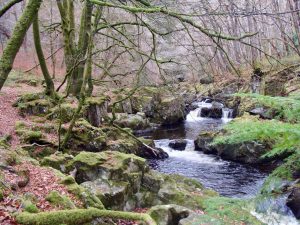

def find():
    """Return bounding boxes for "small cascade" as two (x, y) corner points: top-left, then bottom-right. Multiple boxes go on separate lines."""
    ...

(154, 139), (222, 164)
(222, 108), (233, 122)
(187, 100), (233, 123)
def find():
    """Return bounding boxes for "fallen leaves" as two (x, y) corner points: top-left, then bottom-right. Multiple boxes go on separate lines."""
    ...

(1, 162), (83, 224)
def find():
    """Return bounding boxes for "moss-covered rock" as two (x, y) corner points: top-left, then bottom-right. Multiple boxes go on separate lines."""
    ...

(114, 113), (151, 131)
(14, 93), (54, 116)
(46, 191), (75, 209)
(67, 151), (147, 184)
(64, 119), (107, 152)
(194, 131), (218, 154)
(22, 200), (39, 213)
(42, 152), (74, 172)
(148, 204), (192, 225)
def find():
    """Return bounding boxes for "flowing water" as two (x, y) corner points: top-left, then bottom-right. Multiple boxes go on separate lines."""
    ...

(142, 101), (300, 224)
(147, 101), (269, 198)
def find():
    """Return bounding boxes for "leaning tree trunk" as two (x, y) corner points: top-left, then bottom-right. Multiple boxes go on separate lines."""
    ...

(32, 13), (56, 97)
(0, 0), (43, 91)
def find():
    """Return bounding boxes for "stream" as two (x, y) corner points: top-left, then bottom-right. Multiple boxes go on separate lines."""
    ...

(146, 101), (269, 198)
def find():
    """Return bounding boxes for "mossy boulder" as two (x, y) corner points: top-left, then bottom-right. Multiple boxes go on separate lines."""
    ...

(14, 93), (54, 116)
(148, 204), (192, 225)
(46, 191), (75, 209)
(15, 124), (43, 143)
(47, 103), (77, 123)
(147, 96), (186, 125)
(114, 113), (151, 131)
(67, 151), (148, 184)
(194, 131), (218, 154)
(213, 140), (269, 164)
(65, 151), (211, 211)
(64, 119), (107, 152)
(81, 179), (130, 210)
(42, 152), (74, 172)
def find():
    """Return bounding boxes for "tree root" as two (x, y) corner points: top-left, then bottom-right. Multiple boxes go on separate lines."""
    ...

(16, 208), (157, 225)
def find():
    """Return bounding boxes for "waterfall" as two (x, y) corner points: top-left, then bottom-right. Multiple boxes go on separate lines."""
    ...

(187, 100), (233, 123)
(222, 108), (233, 122)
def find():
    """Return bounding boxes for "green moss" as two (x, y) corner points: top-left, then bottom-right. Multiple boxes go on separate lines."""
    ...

(47, 103), (77, 123)
(16, 208), (157, 225)
(70, 152), (106, 168)
(60, 176), (76, 185)
(23, 200), (39, 213)
(0, 189), (4, 201)
(15, 121), (26, 129)
(85, 96), (108, 105)
(16, 129), (43, 143)
(42, 153), (73, 171)
(45, 191), (75, 209)
(0, 135), (10, 148)
(199, 197), (262, 224)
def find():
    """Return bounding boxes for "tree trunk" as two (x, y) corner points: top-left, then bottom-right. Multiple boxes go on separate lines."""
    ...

(32, 13), (56, 97)
(0, 0), (43, 91)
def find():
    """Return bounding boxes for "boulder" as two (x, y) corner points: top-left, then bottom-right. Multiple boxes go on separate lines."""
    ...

(67, 151), (148, 184)
(114, 113), (150, 131)
(14, 93), (54, 116)
(214, 141), (269, 164)
(147, 96), (186, 125)
(286, 188), (300, 219)
(169, 139), (187, 151)
(65, 151), (215, 210)
(81, 179), (130, 210)
(249, 107), (273, 119)
(65, 119), (107, 152)
(199, 102), (223, 119)
(148, 204), (192, 225)
(41, 152), (74, 172)
(194, 132), (217, 154)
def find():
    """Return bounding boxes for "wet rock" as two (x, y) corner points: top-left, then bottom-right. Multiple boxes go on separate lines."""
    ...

(148, 204), (192, 225)
(139, 146), (169, 159)
(169, 139), (187, 151)
(286, 188), (300, 219)
(199, 102), (223, 119)
(214, 141), (268, 164)
(194, 132), (217, 154)
(149, 96), (186, 125)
